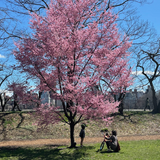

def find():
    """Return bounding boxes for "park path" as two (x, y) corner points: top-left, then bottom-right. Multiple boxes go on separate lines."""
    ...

(0, 134), (160, 147)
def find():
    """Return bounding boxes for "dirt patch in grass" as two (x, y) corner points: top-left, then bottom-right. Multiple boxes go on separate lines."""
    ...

(1, 134), (160, 148)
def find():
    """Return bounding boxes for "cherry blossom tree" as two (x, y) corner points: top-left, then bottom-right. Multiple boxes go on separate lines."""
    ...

(13, 0), (132, 147)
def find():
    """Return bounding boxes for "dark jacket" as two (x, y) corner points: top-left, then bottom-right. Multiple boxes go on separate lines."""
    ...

(106, 135), (118, 150)
(79, 129), (85, 138)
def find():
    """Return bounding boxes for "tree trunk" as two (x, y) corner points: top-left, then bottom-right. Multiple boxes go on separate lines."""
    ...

(37, 91), (42, 108)
(118, 93), (125, 115)
(157, 101), (160, 113)
(152, 95), (158, 113)
(12, 100), (21, 111)
(12, 105), (15, 111)
(1, 105), (5, 112)
(152, 99), (160, 113)
(69, 121), (76, 148)
(16, 104), (21, 111)
(118, 102), (123, 115)
(150, 82), (160, 113)
(0, 94), (3, 112)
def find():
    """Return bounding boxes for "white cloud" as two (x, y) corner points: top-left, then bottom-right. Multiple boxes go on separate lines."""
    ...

(131, 71), (154, 76)
(0, 54), (5, 58)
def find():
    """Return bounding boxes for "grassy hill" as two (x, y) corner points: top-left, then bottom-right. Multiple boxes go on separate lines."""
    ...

(0, 111), (160, 141)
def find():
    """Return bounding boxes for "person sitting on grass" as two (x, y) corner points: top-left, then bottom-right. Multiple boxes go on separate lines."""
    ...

(79, 124), (86, 147)
(105, 130), (120, 152)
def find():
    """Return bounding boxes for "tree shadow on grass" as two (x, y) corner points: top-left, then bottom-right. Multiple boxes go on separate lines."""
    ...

(0, 145), (95, 160)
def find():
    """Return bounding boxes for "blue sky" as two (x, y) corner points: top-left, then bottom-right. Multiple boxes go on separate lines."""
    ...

(136, 0), (160, 35)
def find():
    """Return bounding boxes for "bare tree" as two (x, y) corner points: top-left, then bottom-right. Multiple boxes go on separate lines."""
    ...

(0, 64), (13, 112)
(0, 92), (10, 112)
(5, 0), (50, 14)
(137, 40), (160, 113)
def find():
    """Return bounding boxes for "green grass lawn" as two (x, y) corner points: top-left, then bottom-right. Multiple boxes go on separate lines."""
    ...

(0, 140), (160, 160)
